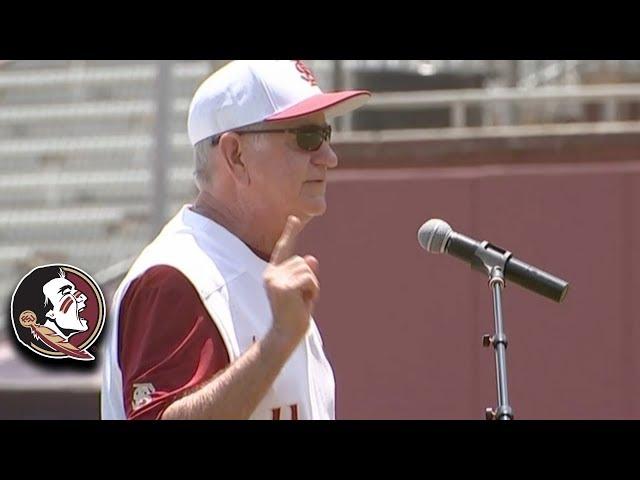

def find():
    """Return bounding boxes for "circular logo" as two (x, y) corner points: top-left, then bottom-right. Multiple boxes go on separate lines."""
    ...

(10, 264), (106, 361)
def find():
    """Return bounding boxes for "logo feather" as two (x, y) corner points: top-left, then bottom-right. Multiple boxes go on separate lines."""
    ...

(20, 310), (93, 360)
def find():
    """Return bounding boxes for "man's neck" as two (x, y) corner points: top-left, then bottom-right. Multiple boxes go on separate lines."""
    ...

(192, 191), (298, 261)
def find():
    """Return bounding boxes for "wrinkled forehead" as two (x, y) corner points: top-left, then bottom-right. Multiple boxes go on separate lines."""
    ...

(42, 277), (76, 300)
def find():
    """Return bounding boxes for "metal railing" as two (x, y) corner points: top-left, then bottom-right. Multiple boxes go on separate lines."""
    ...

(357, 83), (640, 127)
(2, 83), (640, 130)
(1, 83), (638, 139)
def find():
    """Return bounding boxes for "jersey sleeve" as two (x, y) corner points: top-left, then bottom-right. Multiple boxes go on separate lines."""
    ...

(117, 265), (230, 420)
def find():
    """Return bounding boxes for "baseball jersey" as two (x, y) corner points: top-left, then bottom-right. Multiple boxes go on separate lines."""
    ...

(101, 205), (336, 420)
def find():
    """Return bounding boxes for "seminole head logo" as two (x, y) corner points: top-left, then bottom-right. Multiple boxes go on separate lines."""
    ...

(11, 264), (105, 361)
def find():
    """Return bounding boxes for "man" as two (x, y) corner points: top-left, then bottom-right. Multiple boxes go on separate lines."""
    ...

(101, 60), (370, 420)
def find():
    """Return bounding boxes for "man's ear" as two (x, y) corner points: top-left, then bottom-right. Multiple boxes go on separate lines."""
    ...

(218, 132), (250, 186)
(45, 309), (56, 320)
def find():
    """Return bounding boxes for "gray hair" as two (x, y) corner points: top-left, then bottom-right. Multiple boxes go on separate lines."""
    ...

(192, 130), (268, 190)
(193, 136), (214, 191)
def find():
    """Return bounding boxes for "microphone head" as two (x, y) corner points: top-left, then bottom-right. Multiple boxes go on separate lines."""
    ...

(418, 219), (453, 253)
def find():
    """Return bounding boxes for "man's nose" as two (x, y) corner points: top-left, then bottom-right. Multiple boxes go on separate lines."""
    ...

(311, 143), (338, 169)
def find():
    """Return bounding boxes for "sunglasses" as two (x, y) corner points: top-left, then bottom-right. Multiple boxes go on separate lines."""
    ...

(213, 124), (332, 152)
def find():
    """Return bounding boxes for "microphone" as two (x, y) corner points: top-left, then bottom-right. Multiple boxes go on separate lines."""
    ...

(417, 219), (569, 303)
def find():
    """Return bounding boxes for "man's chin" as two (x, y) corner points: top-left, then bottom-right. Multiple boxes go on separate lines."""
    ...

(301, 198), (327, 217)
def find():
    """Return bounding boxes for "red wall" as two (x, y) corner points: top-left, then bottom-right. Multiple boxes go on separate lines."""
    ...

(298, 135), (640, 419)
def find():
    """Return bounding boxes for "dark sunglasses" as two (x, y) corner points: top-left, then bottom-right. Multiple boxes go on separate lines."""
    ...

(213, 124), (332, 152)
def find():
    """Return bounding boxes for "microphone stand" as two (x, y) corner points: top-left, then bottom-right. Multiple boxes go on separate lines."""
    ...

(472, 241), (514, 421)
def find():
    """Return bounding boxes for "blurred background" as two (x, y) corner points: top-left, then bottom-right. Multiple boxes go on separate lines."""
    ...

(0, 60), (639, 419)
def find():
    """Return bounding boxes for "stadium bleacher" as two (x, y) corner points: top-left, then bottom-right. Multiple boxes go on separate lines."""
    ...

(0, 61), (213, 330)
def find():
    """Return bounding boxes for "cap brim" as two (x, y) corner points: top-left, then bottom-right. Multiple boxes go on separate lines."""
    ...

(265, 90), (371, 122)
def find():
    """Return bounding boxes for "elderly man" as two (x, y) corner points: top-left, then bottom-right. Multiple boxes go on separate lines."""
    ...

(101, 60), (370, 420)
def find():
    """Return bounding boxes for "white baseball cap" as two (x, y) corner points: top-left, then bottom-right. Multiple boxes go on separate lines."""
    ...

(187, 60), (371, 146)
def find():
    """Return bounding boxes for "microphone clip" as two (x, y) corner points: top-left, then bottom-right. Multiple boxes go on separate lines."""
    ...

(471, 241), (513, 282)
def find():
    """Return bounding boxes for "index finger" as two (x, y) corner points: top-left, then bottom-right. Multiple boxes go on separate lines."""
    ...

(270, 215), (302, 265)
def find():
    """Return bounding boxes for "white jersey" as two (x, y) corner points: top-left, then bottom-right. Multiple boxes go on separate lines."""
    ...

(101, 205), (335, 419)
